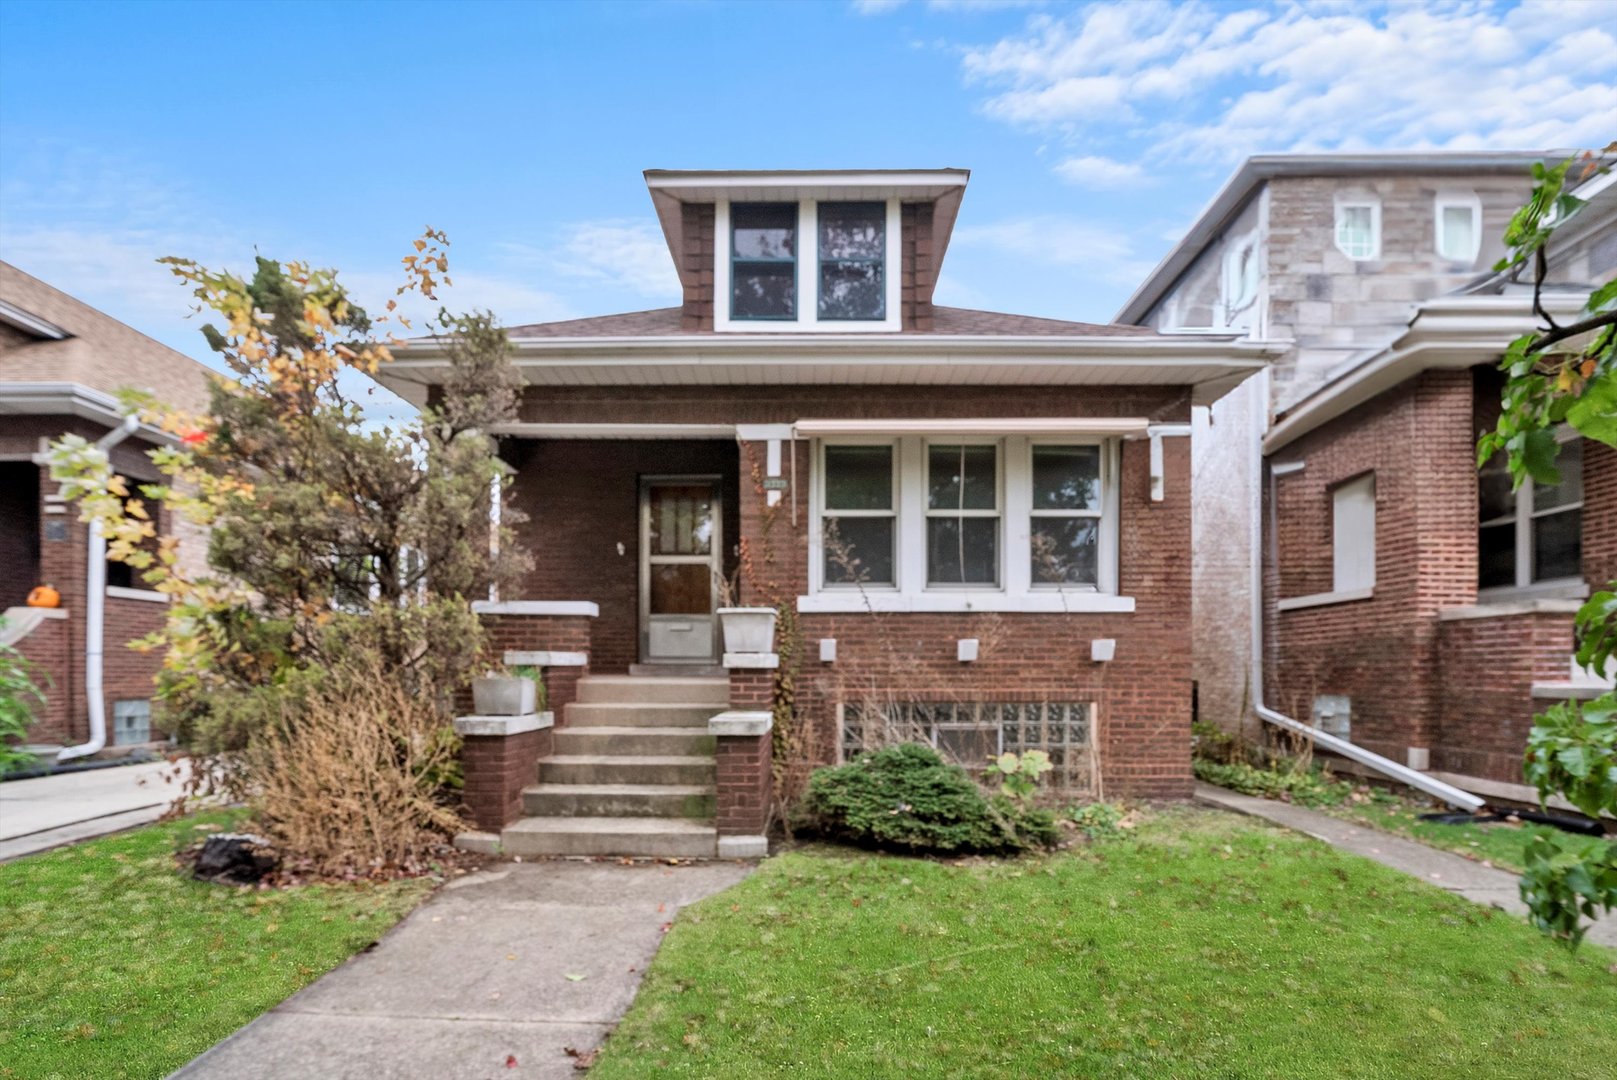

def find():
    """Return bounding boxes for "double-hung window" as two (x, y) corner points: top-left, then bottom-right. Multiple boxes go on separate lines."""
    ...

(730, 203), (797, 320)
(926, 444), (999, 586)
(1436, 196), (1481, 263)
(821, 443), (897, 587)
(1479, 434), (1583, 592)
(818, 202), (886, 321)
(1029, 445), (1103, 588)
(1334, 198), (1380, 260)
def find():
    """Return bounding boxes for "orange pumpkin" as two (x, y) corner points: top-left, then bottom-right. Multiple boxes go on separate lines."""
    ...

(26, 584), (61, 609)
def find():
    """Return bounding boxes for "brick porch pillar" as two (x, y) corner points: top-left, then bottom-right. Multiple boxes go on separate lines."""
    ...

(710, 652), (776, 858)
(455, 713), (555, 835)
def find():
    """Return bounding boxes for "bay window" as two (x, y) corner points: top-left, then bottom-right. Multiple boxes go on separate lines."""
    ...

(810, 435), (1126, 611)
(1479, 433), (1583, 594)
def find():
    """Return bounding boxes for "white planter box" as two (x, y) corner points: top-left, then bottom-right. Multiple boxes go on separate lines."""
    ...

(471, 676), (537, 717)
(717, 607), (777, 654)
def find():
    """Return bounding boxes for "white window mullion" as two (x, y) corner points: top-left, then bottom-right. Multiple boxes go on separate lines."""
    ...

(1004, 436), (1032, 596)
(1100, 440), (1120, 595)
(898, 435), (925, 595)
(1515, 482), (1533, 590)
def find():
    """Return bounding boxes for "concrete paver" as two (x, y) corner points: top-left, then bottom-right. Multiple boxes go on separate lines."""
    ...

(1195, 781), (1616, 948)
(0, 759), (184, 860)
(171, 859), (753, 1079)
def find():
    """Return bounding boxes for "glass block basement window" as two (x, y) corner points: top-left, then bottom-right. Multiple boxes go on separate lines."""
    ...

(841, 701), (1095, 791)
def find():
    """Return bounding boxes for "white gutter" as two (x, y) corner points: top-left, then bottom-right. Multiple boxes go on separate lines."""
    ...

(58, 414), (141, 763)
(1245, 369), (1484, 812)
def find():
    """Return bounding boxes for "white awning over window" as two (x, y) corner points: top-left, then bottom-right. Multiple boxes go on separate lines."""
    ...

(791, 418), (1151, 438)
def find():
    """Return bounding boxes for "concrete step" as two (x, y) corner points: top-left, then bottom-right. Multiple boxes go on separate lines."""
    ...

(501, 816), (718, 858)
(540, 754), (716, 786)
(629, 663), (727, 678)
(522, 782), (716, 819)
(564, 702), (723, 728)
(575, 675), (728, 706)
(553, 726), (716, 756)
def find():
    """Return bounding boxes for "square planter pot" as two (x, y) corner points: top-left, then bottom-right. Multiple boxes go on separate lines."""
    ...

(471, 675), (537, 716)
(718, 607), (777, 655)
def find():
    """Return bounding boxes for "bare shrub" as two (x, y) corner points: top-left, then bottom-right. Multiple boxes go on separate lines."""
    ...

(245, 652), (461, 875)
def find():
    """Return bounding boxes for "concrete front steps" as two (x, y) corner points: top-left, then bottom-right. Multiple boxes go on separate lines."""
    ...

(500, 674), (728, 858)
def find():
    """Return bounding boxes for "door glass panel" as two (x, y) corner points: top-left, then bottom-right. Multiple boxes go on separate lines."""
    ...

(650, 563), (712, 615)
(824, 445), (892, 510)
(1032, 446), (1101, 510)
(648, 485), (713, 556)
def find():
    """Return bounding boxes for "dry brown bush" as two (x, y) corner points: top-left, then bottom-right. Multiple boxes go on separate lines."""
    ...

(244, 652), (462, 875)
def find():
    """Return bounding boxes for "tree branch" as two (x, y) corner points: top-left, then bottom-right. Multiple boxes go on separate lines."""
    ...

(1527, 309), (1617, 355)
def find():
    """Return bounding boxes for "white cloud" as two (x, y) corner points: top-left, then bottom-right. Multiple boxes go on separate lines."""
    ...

(959, 0), (1617, 168)
(951, 214), (1152, 283)
(497, 218), (679, 302)
(854, 0), (1047, 15)
(1051, 154), (1147, 189)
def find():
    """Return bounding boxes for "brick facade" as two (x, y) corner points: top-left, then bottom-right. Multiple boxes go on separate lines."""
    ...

(500, 383), (1198, 800)
(1434, 610), (1573, 782)
(461, 728), (551, 832)
(714, 732), (771, 834)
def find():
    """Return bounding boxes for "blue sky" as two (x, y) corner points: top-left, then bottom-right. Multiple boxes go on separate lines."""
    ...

(2, 0), (1613, 400)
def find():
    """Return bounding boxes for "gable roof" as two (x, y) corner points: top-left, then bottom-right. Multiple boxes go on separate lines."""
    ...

(501, 305), (1156, 340)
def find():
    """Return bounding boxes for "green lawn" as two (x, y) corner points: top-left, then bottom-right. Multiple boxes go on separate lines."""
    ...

(1319, 797), (1562, 875)
(593, 808), (1616, 1079)
(0, 810), (433, 1080)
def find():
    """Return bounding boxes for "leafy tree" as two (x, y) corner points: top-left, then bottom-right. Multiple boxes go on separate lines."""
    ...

(49, 234), (528, 866)
(1480, 147), (1617, 947)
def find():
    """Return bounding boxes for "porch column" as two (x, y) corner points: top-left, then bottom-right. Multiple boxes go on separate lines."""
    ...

(711, 652), (776, 857)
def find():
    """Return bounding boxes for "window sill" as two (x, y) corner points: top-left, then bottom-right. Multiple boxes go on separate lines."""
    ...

(106, 586), (167, 604)
(797, 592), (1136, 614)
(1476, 579), (1588, 604)
(472, 600), (600, 618)
(1276, 587), (1373, 612)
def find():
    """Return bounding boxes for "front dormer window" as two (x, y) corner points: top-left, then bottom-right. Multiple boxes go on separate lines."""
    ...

(818, 202), (886, 320)
(730, 203), (797, 320)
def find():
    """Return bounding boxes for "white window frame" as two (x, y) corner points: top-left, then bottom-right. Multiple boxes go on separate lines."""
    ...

(924, 438), (1003, 589)
(805, 435), (1130, 613)
(1331, 473), (1376, 593)
(818, 437), (900, 591)
(714, 197), (902, 333)
(1333, 197), (1381, 261)
(1478, 428), (1585, 599)
(1435, 193), (1482, 264)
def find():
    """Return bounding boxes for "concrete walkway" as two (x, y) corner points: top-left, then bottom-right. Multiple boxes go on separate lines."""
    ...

(172, 859), (753, 1080)
(1195, 782), (1617, 949)
(0, 758), (184, 861)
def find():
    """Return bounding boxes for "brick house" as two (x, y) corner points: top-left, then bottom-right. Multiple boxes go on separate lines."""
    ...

(1, 261), (213, 754)
(1118, 153), (1616, 806)
(382, 168), (1274, 855)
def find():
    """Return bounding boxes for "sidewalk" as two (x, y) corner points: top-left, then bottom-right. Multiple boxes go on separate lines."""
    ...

(0, 758), (184, 861)
(1195, 782), (1616, 949)
(172, 858), (753, 1080)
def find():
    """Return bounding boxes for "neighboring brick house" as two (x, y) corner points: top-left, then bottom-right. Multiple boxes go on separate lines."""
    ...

(1118, 153), (1616, 805)
(0, 261), (214, 752)
(383, 168), (1273, 855)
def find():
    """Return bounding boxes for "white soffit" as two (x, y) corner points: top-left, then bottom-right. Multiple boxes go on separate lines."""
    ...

(489, 423), (733, 439)
(793, 418), (1151, 437)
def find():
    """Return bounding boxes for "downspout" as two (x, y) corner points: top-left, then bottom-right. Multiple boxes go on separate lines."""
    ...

(58, 414), (141, 763)
(1245, 374), (1483, 812)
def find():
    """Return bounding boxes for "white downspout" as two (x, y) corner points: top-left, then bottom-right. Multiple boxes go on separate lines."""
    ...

(58, 414), (141, 763)
(1245, 374), (1483, 812)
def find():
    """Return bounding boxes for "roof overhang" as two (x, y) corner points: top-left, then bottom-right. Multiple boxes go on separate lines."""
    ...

(0, 300), (69, 340)
(0, 381), (175, 442)
(1115, 151), (1556, 325)
(379, 333), (1279, 409)
(1264, 293), (1591, 453)
(645, 168), (970, 309)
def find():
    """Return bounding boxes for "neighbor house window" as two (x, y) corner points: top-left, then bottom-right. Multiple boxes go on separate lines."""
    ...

(926, 443), (999, 586)
(1334, 199), (1380, 260)
(818, 202), (886, 321)
(1479, 434), (1583, 591)
(1436, 196), (1481, 263)
(821, 443), (896, 586)
(1220, 235), (1259, 328)
(1331, 473), (1376, 592)
(1030, 444), (1102, 587)
(730, 203), (796, 320)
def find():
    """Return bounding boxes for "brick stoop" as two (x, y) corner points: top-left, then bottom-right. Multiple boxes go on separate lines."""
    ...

(500, 675), (728, 858)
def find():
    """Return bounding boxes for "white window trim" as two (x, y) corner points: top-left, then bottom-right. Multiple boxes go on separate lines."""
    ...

(1219, 232), (1260, 328)
(106, 585), (167, 603)
(1333, 197), (1381, 261)
(1435, 192), (1482, 263)
(818, 437), (901, 591)
(714, 198), (902, 333)
(805, 434), (1129, 614)
(1478, 427), (1583, 597)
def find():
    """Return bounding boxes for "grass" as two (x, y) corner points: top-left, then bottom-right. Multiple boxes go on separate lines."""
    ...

(1318, 796), (1564, 875)
(592, 808), (1616, 1079)
(0, 809), (433, 1080)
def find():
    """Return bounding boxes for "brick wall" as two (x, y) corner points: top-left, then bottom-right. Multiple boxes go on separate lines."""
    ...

(461, 728), (552, 832)
(900, 203), (935, 331)
(679, 203), (715, 331)
(481, 613), (594, 716)
(1585, 440), (1617, 592)
(1434, 610), (1572, 782)
(714, 733), (771, 833)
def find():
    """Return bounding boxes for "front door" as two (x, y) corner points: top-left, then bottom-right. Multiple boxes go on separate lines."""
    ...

(640, 477), (721, 664)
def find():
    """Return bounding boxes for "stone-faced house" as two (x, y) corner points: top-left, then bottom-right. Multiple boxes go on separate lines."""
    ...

(1, 261), (213, 755)
(1118, 153), (1616, 807)
(382, 168), (1274, 856)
